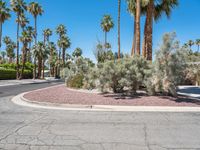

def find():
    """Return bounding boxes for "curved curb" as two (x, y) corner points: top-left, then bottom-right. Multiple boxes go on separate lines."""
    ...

(11, 92), (200, 112)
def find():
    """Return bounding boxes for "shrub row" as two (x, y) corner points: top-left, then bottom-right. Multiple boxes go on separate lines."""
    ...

(0, 62), (34, 71)
(0, 68), (32, 80)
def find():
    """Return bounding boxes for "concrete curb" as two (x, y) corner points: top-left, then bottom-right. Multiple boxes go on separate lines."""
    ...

(11, 92), (200, 112)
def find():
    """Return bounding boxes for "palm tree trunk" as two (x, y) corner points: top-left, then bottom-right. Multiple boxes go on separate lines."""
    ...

(105, 32), (107, 48)
(0, 22), (2, 49)
(58, 48), (61, 77)
(142, 18), (147, 58)
(9, 57), (12, 64)
(42, 59), (45, 79)
(146, 0), (153, 61)
(37, 56), (42, 79)
(135, 0), (141, 55)
(131, 16), (136, 56)
(62, 48), (65, 68)
(20, 46), (27, 79)
(28, 42), (32, 63)
(33, 16), (37, 79)
(16, 15), (20, 80)
(117, 0), (121, 59)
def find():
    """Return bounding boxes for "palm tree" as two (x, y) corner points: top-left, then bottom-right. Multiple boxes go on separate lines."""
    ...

(10, 0), (27, 79)
(143, 0), (178, 60)
(32, 42), (45, 79)
(72, 47), (82, 58)
(41, 45), (48, 79)
(57, 35), (71, 67)
(43, 28), (52, 44)
(196, 39), (200, 52)
(118, 0), (121, 59)
(0, 0), (11, 49)
(0, 51), (6, 62)
(48, 42), (56, 77)
(16, 13), (29, 31)
(101, 15), (114, 47)
(26, 26), (34, 62)
(3, 36), (16, 63)
(56, 24), (67, 37)
(19, 29), (32, 79)
(127, 0), (136, 56)
(188, 40), (194, 51)
(56, 24), (68, 76)
(27, 2), (43, 79)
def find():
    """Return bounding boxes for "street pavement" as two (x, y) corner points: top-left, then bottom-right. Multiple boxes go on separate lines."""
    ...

(0, 83), (200, 150)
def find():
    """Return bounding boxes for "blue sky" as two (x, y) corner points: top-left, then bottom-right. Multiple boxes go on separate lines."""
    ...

(2, 0), (200, 61)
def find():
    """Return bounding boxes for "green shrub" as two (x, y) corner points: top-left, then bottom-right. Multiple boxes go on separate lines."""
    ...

(0, 62), (34, 71)
(84, 56), (149, 93)
(64, 57), (95, 88)
(0, 68), (32, 80)
(66, 74), (84, 88)
(97, 60), (125, 93)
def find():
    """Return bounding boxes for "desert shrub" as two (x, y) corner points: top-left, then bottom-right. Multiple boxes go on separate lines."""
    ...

(145, 33), (187, 96)
(84, 56), (150, 93)
(66, 74), (84, 88)
(83, 67), (98, 90)
(64, 57), (95, 88)
(97, 60), (125, 93)
(121, 56), (150, 93)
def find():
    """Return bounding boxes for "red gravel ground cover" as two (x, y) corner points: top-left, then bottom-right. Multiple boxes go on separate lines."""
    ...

(24, 85), (200, 107)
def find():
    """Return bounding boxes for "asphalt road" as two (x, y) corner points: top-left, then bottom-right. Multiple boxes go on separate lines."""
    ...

(0, 83), (200, 150)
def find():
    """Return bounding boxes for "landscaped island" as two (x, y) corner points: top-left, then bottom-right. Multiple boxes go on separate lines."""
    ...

(24, 85), (200, 107)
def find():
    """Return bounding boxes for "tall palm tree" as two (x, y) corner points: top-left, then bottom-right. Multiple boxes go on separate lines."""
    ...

(27, 2), (43, 79)
(56, 24), (67, 37)
(0, 0), (11, 49)
(3, 36), (16, 63)
(57, 35), (71, 67)
(72, 47), (82, 58)
(43, 28), (52, 44)
(101, 15), (114, 47)
(19, 29), (32, 79)
(32, 42), (45, 79)
(188, 40), (194, 51)
(16, 13), (29, 31)
(135, 0), (141, 55)
(26, 26), (34, 62)
(195, 39), (200, 52)
(127, 0), (136, 56)
(56, 24), (67, 76)
(118, 0), (121, 59)
(143, 0), (178, 60)
(0, 50), (6, 62)
(10, 0), (27, 79)
(41, 44), (48, 79)
(48, 42), (56, 77)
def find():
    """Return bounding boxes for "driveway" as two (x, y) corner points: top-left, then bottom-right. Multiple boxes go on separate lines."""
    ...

(0, 83), (200, 150)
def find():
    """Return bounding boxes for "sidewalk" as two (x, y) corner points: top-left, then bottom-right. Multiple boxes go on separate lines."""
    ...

(0, 77), (61, 87)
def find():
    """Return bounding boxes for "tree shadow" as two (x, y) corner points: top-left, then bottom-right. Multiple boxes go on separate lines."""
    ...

(160, 96), (200, 106)
(100, 92), (147, 100)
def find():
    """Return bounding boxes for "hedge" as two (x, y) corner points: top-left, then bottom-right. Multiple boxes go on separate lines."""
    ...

(0, 62), (34, 71)
(0, 68), (33, 80)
